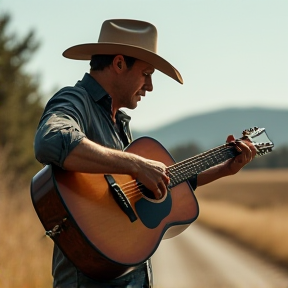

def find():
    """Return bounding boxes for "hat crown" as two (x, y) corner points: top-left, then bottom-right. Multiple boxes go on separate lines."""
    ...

(98, 19), (157, 53)
(62, 19), (183, 84)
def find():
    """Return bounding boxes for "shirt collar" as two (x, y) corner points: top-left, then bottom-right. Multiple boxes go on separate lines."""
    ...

(75, 73), (131, 123)
(75, 73), (107, 102)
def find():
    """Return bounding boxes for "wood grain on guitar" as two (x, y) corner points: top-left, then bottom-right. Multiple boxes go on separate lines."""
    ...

(30, 127), (273, 280)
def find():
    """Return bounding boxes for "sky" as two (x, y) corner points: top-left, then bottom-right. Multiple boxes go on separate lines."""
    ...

(1, 0), (287, 131)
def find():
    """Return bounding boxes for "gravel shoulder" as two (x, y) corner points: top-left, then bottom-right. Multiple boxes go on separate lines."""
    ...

(152, 224), (288, 288)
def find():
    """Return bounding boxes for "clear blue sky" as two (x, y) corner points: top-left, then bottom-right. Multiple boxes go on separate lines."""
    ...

(1, 0), (287, 131)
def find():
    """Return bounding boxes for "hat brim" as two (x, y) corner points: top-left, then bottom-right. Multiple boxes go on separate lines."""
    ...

(63, 43), (183, 84)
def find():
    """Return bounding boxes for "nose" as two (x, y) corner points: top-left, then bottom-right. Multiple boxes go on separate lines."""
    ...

(144, 76), (153, 92)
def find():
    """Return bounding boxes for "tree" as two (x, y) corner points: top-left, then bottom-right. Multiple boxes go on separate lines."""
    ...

(170, 141), (288, 170)
(245, 145), (288, 169)
(0, 13), (44, 187)
(170, 142), (201, 162)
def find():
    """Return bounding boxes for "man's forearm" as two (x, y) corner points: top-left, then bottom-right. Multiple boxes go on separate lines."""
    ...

(63, 137), (139, 177)
(196, 139), (255, 187)
(196, 163), (230, 187)
(63, 137), (170, 199)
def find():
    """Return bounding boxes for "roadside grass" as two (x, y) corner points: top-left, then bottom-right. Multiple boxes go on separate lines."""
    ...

(197, 200), (288, 266)
(0, 166), (53, 288)
(196, 169), (288, 267)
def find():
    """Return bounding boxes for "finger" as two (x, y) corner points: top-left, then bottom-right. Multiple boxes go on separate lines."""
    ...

(246, 142), (257, 158)
(155, 188), (162, 200)
(236, 142), (253, 162)
(240, 142), (252, 160)
(155, 165), (170, 184)
(157, 181), (167, 199)
(226, 134), (235, 143)
(151, 187), (163, 200)
(163, 173), (170, 185)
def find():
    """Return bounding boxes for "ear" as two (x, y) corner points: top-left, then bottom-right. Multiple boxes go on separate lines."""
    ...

(112, 55), (125, 73)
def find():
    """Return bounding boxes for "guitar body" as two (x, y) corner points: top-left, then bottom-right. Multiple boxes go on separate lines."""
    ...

(31, 137), (199, 280)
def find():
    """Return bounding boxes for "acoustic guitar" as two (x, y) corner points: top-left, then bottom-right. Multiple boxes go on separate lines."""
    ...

(31, 127), (273, 280)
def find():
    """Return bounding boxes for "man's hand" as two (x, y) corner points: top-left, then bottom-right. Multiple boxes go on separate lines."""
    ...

(224, 134), (257, 175)
(197, 134), (257, 187)
(133, 158), (170, 200)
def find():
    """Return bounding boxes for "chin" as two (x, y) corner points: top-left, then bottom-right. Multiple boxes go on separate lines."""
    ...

(132, 100), (140, 109)
(126, 103), (138, 110)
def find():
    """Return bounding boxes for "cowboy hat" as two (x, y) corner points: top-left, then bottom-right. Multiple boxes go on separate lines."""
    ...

(62, 19), (183, 84)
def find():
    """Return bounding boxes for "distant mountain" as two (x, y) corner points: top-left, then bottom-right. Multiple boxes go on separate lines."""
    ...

(132, 108), (288, 151)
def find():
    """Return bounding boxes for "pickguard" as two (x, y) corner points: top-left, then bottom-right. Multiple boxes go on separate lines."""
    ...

(135, 191), (172, 229)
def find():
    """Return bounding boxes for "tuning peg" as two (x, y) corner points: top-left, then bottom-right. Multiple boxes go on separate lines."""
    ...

(242, 129), (250, 136)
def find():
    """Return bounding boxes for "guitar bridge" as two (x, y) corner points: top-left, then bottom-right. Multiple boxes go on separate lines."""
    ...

(104, 175), (137, 223)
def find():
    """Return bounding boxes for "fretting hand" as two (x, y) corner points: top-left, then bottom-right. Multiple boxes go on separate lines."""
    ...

(224, 134), (257, 175)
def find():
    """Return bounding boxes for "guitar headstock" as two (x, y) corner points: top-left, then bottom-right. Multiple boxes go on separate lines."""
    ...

(241, 127), (274, 157)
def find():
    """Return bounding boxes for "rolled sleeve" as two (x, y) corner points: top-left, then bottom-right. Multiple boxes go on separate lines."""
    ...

(34, 112), (86, 168)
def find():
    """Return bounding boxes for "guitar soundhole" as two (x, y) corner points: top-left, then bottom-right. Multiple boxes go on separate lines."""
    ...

(139, 184), (156, 200)
(138, 183), (169, 200)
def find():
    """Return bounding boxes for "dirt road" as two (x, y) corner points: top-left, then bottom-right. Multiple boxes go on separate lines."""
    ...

(152, 224), (288, 288)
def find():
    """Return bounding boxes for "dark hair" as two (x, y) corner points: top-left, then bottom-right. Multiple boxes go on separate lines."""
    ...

(90, 55), (136, 71)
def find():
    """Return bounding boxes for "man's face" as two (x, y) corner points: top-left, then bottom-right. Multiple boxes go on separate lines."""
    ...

(116, 59), (155, 109)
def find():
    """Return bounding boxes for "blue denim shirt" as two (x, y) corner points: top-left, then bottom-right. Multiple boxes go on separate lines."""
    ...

(35, 73), (132, 168)
(34, 73), (152, 287)
(34, 73), (197, 287)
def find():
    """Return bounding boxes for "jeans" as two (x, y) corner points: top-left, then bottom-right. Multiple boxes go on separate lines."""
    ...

(54, 261), (152, 288)
(77, 261), (152, 288)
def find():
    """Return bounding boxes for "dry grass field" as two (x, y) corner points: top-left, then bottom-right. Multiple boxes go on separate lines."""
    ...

(196, 169), (288, 267)
(0, 169), (287, 287)
(0, 183), (53, 287)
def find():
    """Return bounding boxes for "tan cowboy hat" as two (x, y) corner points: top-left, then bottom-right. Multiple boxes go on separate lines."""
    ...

(62, 19), (183, 84)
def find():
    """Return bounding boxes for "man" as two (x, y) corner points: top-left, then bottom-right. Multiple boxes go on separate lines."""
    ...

(34, 19), (256, 288)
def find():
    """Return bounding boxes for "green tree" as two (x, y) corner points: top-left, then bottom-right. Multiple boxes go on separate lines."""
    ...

(0, 13), (44, 187)
(170, 141), (288, 169)
(245, 145), (288, 169)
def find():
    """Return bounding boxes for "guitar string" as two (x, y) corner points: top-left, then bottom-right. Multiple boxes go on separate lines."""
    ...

(121, 181), (137, 189)
(121, 145), (237, 199)
(172, 144), (235, 172)
(114, 135), (267, 199)
(123, 145), (235, 199)
(169, 146), (237, 187)
(168, 145), (236, 186)
(123, 145), (236, 198)
(174, 134), (267, 178)
(126, 136), (270, 198)
(169, 144), (229, 174)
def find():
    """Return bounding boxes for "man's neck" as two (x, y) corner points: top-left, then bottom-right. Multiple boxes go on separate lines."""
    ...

(90, 70), (119, 121)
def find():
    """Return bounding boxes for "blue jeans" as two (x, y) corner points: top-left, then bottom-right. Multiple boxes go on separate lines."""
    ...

(77, 262), (152, 288)
(53, 245), (153, 288)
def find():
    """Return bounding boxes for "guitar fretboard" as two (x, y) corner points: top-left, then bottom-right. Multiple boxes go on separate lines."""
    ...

(167, 144), (240, 188)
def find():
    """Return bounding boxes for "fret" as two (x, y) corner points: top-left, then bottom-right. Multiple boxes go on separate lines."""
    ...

(168, 145), (239, 188)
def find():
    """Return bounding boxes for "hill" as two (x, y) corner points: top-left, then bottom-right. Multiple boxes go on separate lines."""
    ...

(132, 108), (288, 151)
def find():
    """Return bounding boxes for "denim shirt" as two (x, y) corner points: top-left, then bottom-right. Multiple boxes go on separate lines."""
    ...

(34, 73), (197, 287)
(34, 73), (151, 287)
(34, 73), (132, 168)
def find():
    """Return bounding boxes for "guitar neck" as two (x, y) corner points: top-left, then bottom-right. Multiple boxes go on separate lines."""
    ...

(167, 144), (240, 188)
